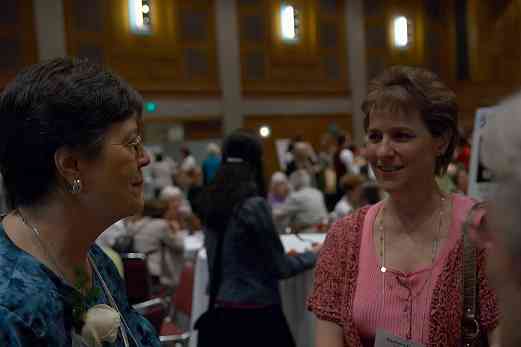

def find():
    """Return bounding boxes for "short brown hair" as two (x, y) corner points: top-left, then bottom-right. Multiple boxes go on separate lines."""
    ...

(361, 66), (458, 175)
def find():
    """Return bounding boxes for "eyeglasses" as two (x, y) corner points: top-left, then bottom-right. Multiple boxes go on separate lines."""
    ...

(112, 135), (145, 157)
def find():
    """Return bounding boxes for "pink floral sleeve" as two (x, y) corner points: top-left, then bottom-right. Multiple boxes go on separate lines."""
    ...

(307, 208), (367, 326)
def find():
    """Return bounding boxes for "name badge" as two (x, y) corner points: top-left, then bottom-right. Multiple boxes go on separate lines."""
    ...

(374, 330), (425, 347)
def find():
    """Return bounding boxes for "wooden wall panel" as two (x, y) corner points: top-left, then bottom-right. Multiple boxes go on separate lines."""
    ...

(0, 0), (38, 88)
(239, 0), (349, 96)
(143, 116), (222, 144)
(244, 113), (352, 177)
(64, 0), (220, 96)
(364, 0), (458, 83)
(467, 0), (521, 83)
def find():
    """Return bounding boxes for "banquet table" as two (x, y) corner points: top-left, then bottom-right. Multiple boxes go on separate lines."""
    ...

(189, 233), (326, 347)
(183, 232), (204, 260)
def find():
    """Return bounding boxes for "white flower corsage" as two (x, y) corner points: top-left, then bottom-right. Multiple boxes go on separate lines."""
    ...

(79, 304), (121, 347)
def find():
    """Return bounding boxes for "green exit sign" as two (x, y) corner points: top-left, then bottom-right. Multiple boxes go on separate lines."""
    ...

(145, 101), (157, 113)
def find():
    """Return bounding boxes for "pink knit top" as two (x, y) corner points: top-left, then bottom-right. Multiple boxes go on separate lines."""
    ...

(307, 194), (499, 347)
(352, 198), (460, 346)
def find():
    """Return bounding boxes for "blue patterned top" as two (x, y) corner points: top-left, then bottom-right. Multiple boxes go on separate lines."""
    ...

(0, 224), (160, 347)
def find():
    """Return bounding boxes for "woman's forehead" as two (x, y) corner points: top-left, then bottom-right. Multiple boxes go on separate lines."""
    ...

(368, 108), (423, 128)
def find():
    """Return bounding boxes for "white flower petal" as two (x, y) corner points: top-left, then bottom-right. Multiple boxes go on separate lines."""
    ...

(82, 304), (121, 344)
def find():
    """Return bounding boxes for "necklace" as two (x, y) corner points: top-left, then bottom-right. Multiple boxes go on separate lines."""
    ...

(378, 195), (445, 273)
(16, 209), (70, 282)
(16, 210), (136, 347)
(377, 195), (446, 343)
(89, 254), (138, 347)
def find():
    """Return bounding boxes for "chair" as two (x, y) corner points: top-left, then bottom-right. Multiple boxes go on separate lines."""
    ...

(159, 262), (195, 347)
(121, 253), (153, 305)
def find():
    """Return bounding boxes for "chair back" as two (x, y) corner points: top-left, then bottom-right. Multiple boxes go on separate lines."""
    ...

(173, 262), (195, 316)
(121, 253), (152, 305)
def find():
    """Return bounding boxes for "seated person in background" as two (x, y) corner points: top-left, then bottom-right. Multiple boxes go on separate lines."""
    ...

(268, 171), (291, 210)
(285, 141), (319, 186)
(96, 218), (127, 249)
(269, 172), (292, 234)
(331, 174), (366, 221)
(160, 185), (192, 226)
(129, 199), (186, 291)
(274, 169), (328, 233)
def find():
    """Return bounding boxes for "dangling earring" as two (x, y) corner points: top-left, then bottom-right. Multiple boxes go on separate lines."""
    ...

(70, 178), (82, 194)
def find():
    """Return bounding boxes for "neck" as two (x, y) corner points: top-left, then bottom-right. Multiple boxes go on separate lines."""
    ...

(384, 179), (446, 232)
(13, 197), (112, 282)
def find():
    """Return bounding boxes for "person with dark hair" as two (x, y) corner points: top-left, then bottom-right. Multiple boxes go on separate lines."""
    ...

(330, 174), (366, 221)
(196, 130), (321, 347)
(356, 182), (382, 206)
(308, 66), (499, 346)
(0, 58), (160, 346)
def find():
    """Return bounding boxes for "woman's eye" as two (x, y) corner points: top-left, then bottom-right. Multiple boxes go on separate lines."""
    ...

(367, 133), (381, 143)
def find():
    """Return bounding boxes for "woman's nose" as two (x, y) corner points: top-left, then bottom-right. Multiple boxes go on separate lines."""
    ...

(376, 138), (395, 157)
(138, 150), (151, 168)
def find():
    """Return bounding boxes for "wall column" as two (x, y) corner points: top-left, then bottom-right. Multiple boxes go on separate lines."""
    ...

(33, 0), (67, 60)
(345, 0), (368, 145)
(216, 0), (243, 135)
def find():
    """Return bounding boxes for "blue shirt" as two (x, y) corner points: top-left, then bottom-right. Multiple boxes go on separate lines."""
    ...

(0, 225), (160, 347)
(202, 155), (221, 185)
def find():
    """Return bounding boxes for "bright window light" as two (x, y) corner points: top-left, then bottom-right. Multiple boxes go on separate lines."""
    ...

(281, 5), (296, 41)
(259, 126), (271, 138)
(393, 16), (408, 48)
(129, 0), (152, 34)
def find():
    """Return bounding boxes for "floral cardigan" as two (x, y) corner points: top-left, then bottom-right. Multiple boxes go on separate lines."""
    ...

(308, 200), (499, 347)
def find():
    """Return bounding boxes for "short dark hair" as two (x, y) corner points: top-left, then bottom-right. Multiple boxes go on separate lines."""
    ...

(0, 57), (143, 208)
(361, 66), (458, 175)
(199, 130), (266, 231)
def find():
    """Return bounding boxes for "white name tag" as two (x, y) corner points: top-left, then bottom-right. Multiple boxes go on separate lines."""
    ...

(374, 330), (425, 347)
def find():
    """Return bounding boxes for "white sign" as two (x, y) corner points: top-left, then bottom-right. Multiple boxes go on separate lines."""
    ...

(468, 107), (496, 201)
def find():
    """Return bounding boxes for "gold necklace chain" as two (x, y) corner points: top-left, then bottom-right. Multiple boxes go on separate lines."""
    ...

(16, 209), (70, 282)
(378, 195), (446, 343)
(16, 210), (135, 346)
(379, 196), (445, 273)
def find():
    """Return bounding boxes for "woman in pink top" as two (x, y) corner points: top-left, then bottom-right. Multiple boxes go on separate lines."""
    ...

(308, 66), (500, 347)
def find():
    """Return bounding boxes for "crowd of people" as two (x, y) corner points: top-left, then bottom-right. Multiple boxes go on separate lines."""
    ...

(2, 57), (521, 347)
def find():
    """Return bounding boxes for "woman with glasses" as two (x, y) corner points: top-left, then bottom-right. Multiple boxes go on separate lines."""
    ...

(0, 58), (159, 346)
(308, 66), (500, 347)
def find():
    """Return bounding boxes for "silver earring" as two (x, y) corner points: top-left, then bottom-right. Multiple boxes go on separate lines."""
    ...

(70, 178), (82, 194)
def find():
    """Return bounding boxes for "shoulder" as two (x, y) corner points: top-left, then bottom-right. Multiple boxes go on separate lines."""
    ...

(320, 206), (370, 266)
(89, 245), (130, 308)
(145, 218), (169, 231)
(240, 196), (269, 212)
(327, 206), (368, 239)
(236, 196), (271, 222)
(0, 243), (71, 342)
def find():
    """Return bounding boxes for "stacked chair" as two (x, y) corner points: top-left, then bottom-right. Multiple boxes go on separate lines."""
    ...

(123, 253), (194, 347)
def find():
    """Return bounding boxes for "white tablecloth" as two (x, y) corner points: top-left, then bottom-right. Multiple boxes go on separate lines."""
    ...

(183, 232), (204, 260)
(189, 233), (326, 347)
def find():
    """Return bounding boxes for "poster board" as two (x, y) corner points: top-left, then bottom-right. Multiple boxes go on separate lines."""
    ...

(467, 107), (496, 201)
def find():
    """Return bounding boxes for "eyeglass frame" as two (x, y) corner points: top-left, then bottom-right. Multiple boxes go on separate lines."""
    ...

(110, 134), (145, 157)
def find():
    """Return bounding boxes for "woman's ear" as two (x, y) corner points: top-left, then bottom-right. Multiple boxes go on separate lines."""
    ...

(54, 147), (81, 189)
(435, 130), (452, 157)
